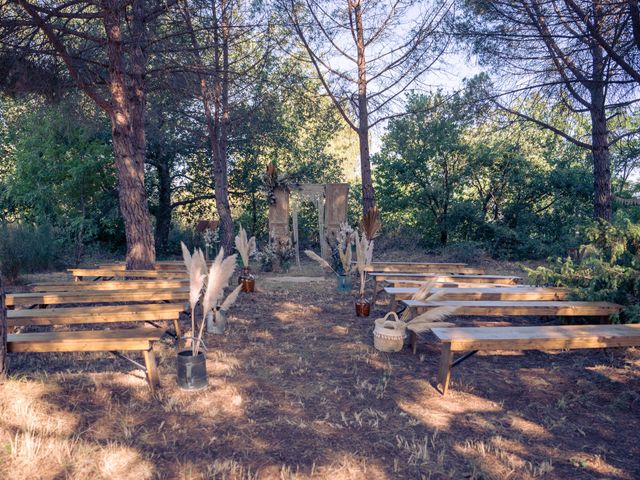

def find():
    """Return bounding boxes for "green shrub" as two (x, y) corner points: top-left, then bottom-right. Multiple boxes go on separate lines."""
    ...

(524, 221), (640, 323)
(0, 223), (61, 283)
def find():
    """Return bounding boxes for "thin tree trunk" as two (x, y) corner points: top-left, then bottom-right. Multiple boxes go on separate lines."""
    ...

(0, 276), (6, 379)
(214, 0), (234, 255)
(589, 30), (612, 221)
(590, 100), (612, 221)
(155, 160), (172, 253)
(353, 0), (375, 216)
(103, 0), (155, 269)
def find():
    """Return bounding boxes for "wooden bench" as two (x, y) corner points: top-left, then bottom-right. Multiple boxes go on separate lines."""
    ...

(99, 261), (202, 272)
(432, 324), (640, 395)
(7, 303), (185, 338)
(31, 279), (188, 292)
(68, 268), (186, 281)
(403, 300), (622, 354)
(7, 328), (163, 393)
(402, 300), (621, 318)
(385, 286), (570, 310)
(355, 262), (484, 274)
(7, 288), (189, 308)
(370, 272), (522, 303)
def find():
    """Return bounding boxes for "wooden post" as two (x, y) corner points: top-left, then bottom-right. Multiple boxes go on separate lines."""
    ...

(437, 343), (454, 396)
(0, 277), (6, 379)
(323, 183), (349, 260)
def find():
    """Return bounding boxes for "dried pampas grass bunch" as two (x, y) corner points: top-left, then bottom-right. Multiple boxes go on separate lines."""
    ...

(405, 306), (459, 333)
(305, 249), (338, 276)
(336, 222), (354, 274)
(354, 230), (374, 295)
(360, 206), (381, 241)
(182, 243), (241, 355)
(235, 224), (256, 267)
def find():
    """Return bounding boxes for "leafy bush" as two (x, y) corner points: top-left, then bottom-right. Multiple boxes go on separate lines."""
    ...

(0, 223), (61, 283)
(525, 221), (640, 323)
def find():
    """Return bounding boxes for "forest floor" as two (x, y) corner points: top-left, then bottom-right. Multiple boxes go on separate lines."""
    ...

(1, 257), (639, 479)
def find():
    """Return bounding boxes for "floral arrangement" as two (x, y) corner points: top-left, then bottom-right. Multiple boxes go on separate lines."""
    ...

(181, 242), (242, 355)
(336, 222), (355, 274)
(354, 230), (374, 296)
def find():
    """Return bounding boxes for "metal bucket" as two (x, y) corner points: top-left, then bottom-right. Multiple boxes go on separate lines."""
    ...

(176, 350), (207, 391)
(336, 274), (353, 293)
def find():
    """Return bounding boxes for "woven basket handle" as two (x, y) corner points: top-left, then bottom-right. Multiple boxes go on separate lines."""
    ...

(381, 311), (402, 330)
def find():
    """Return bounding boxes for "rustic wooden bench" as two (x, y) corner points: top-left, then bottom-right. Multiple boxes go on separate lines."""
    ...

(385, 286), (570, 310)
(7, 328), (163, 393)
(7, 303), (185, 338)
(370, 272), (522, 303)
(68, 268), (186, 281)
(31, 279), (188, 292)
(7, 288), (189, 308)
(403, 299), (622, 354)
(99, 262), (188, 271)
(354, 262), (484, 274)
(432, 324), (640, 395)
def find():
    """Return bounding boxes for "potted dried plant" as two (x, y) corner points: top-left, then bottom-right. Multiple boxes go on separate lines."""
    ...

(335, 222), (355, 293)
(180, 243), (242, 390)
(354, 230), (374, 316)
(235, 224), (257, 292)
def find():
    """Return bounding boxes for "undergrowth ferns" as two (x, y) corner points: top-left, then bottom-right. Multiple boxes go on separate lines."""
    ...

(181, 242), (242, 355)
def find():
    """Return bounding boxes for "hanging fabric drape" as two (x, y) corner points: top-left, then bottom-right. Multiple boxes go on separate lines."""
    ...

(291, 187), (326, 268)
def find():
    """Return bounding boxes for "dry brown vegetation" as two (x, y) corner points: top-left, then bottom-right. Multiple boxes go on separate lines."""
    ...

(1, 263), (639, 479)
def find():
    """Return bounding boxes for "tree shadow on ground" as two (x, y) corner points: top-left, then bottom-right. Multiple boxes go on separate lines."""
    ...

(2, 274), (639, 479)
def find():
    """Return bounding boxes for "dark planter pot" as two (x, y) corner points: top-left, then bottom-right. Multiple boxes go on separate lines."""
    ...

(336, 274), (353, 293)
(355, 296), (371, 317)
(176, 350), (208, 391)
(238, 266), (255, 293)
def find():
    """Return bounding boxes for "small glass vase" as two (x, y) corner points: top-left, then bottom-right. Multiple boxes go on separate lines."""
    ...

(355, 294), (371, 317)
(238, 266), (255, 293)
(336, 274), (353, 293)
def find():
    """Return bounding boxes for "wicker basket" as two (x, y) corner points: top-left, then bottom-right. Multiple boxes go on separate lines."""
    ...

(373, 312), (406, 352)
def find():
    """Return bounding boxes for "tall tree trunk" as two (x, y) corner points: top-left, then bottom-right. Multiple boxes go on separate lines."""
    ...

(185, 0), (234, 256)
(353, 0), (375, 216)
(590, 98), (612, 221)
(589, 29), (612, 221)
(103, 0), (155, 269)
(155, 160), (172, 254)
(0, 277), (6, 379)
(214, 0), (234, 255)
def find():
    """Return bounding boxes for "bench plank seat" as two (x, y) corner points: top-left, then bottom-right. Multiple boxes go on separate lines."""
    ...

(7, 289), (189, 308)
(402, 300), (621, 317)
(7, 328), (163, 392)
(69, 268), (185, 280)
(31, 280), (188, 292)
(8, 302), (184, 329)
(355, 262), (483, 274)
(370, 272), (522, 303)
(432, 324), (640, 395)
(385, 287), (570, 311)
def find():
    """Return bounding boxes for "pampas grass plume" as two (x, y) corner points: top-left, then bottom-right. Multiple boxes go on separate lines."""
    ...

(220, 284), (243, 312)
(304, 249), (333, 272)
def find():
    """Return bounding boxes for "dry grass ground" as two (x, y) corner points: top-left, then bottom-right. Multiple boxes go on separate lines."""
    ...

(1, 262), (639, 479)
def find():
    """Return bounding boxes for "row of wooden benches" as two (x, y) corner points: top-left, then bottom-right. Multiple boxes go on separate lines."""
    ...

(4, 281), (188, 393)
(369, 263), (634, 395)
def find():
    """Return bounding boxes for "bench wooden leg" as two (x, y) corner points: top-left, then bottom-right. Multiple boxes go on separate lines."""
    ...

(143, 348), (160, 394)
(371, 279), (378, 305)
(409, 329), (418, 354)
(172, 318), (182, 340)
(389, 294), (397, 312)
(437, 343), (453, 395)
